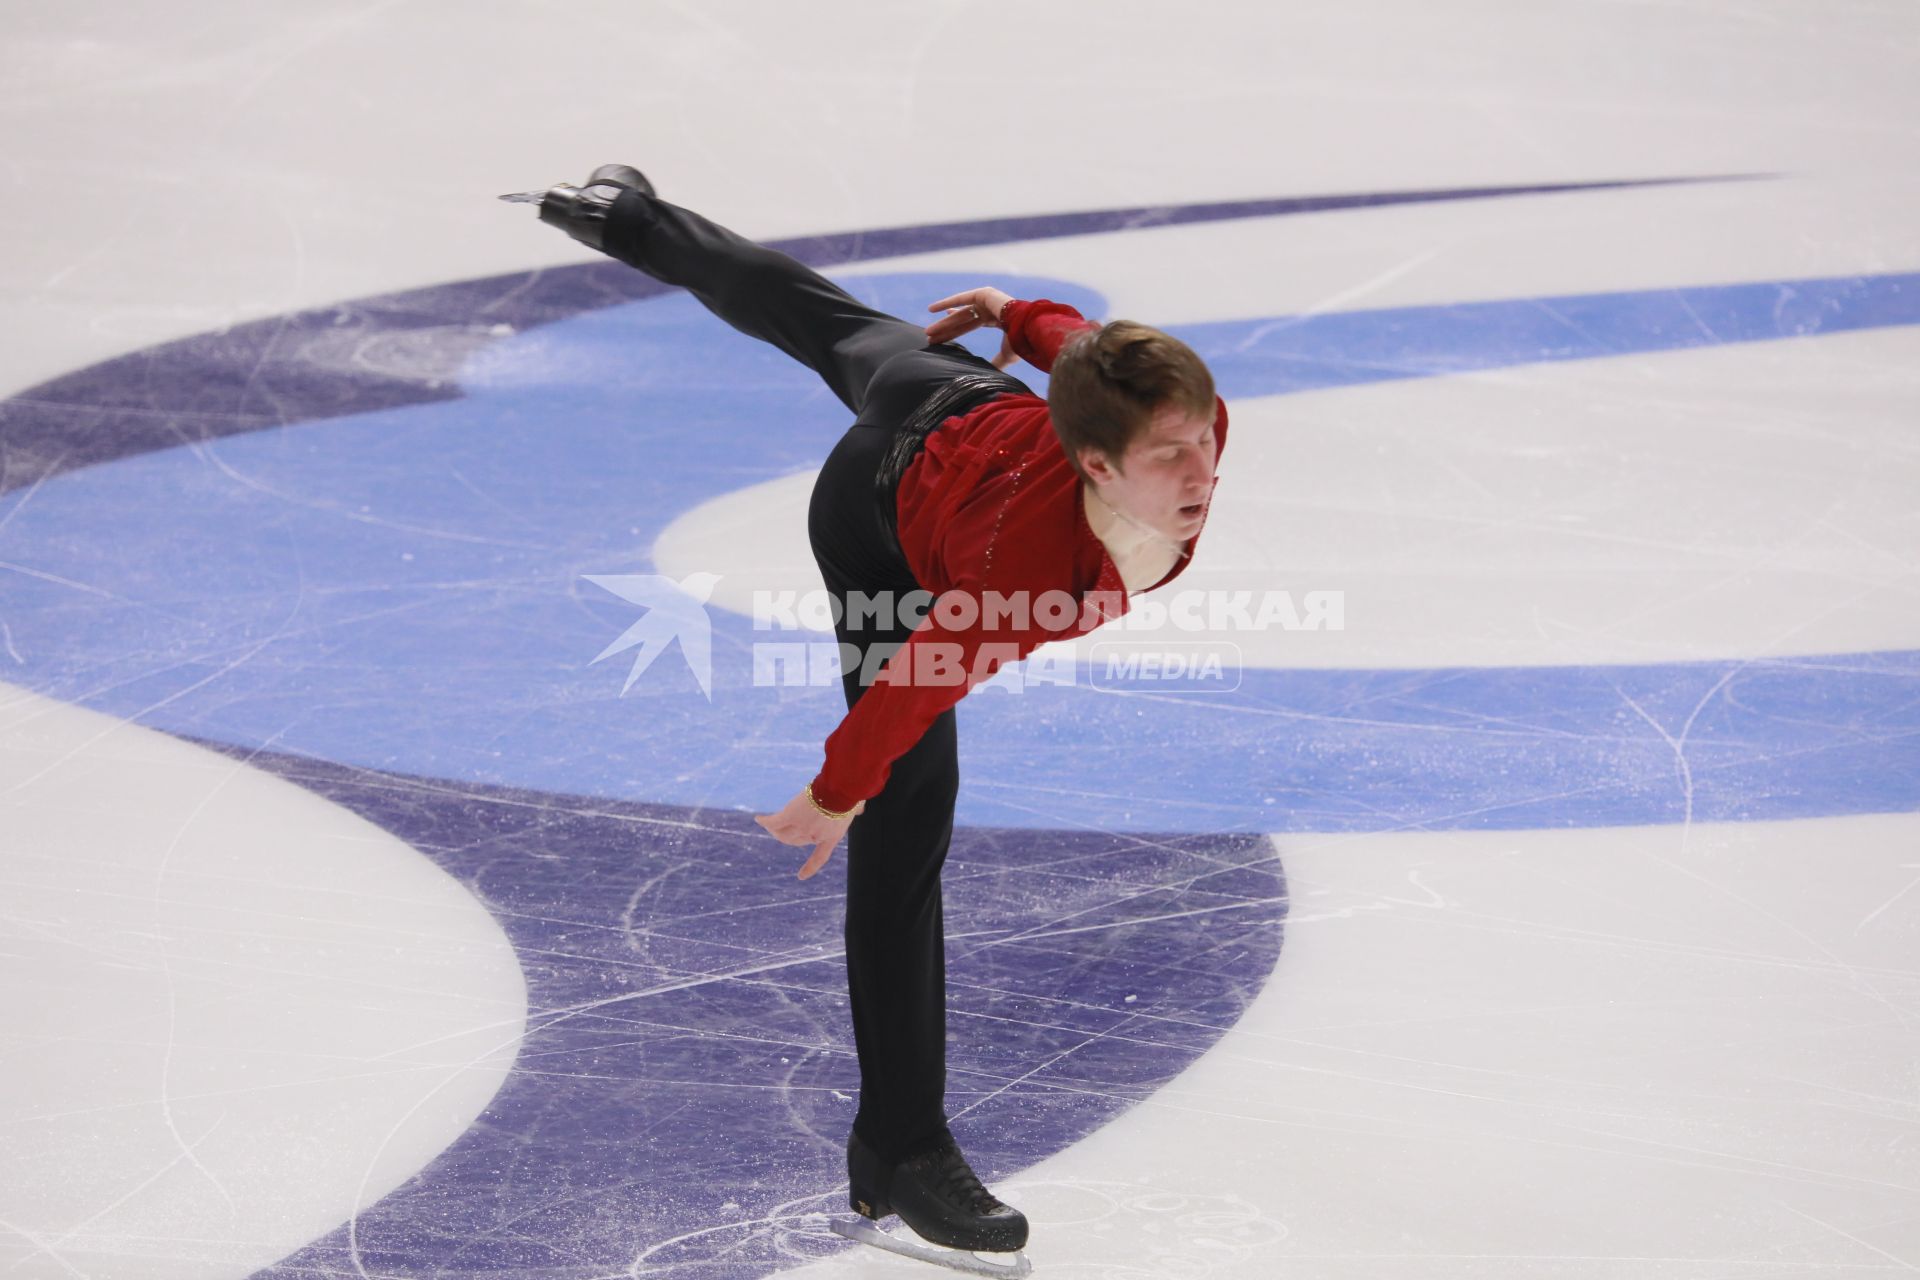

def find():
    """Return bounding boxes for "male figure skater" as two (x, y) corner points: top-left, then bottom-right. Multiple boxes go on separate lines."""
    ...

(508, 166), (1226, 1274)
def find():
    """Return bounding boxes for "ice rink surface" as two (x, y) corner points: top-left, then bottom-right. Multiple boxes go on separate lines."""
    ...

(2, 2), (1917, 1277)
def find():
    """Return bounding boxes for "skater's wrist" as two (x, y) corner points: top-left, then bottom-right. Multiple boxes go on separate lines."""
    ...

(805, 781), (857, 821)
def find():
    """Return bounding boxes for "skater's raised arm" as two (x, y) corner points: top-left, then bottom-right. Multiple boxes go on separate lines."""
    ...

(921, 290), (1101, 375)
(998, 298), (1100, 374)
(924, 287), (1017, 369)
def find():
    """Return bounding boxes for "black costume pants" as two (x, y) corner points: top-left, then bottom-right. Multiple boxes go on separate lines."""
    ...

(600, 190), (1018, 1162)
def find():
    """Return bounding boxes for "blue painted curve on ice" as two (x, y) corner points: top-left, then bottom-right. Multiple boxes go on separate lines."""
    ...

(1, 269), (1916, 831)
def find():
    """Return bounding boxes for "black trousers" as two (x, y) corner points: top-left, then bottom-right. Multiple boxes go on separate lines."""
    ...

(601, 190), (1026, 1162)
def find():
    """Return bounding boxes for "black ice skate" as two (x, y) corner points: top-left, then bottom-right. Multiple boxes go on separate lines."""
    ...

(831, 1132), (1031, 1278)
(497, 164), (655, 252)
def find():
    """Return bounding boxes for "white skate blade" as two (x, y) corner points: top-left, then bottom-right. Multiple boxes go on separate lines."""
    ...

(497, 190), (546, 204)
(830, 1215), (1032, 1278)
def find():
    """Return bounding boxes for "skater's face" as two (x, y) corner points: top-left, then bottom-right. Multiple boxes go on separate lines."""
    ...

(1084, 401), (1218, 542)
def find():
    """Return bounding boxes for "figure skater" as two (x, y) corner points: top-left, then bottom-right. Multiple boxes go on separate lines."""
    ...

(507, 165), (1226, 1275)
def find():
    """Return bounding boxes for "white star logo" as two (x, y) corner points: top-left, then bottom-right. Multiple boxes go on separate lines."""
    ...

(583, 572), (723, 700)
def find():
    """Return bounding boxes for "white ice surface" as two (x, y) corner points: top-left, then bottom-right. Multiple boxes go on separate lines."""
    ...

(781, 816), (1920, 1279)
(659, 324), (1920, 668)
(0, 685), (527, 1279)
(5, 0), (1918, 398)
(2, 0), (1918, 1276)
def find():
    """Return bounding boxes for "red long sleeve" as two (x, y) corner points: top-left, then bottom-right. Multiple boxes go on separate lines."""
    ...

(998, 297), (1098, 374)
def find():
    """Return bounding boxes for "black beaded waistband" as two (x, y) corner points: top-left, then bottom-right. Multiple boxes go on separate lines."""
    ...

(873, 370), (1030, 559)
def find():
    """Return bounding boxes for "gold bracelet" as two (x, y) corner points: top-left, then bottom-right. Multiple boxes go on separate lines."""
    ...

(805, 782), (855, 821)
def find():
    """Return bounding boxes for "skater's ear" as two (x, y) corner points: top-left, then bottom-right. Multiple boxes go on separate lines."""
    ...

(1077, 445), (1125, 484)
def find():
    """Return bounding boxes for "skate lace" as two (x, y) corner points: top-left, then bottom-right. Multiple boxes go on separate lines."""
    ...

(927, 1144), (1000, 1215)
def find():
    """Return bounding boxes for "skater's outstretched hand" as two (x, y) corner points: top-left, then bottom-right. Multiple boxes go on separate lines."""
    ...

(926, 287), (1018, 370)
(755, 788), (867, 880)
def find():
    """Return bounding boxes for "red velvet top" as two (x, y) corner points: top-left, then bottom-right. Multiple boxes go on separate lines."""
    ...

(807, 298), (1230, 812)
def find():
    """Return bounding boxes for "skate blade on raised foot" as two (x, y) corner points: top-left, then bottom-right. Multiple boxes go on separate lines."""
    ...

(830, 1216), (1032, 1278)
(497, 190), (546, 204)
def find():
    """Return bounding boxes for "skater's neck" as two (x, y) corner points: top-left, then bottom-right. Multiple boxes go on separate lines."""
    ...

(1083, 480), (1187, 594)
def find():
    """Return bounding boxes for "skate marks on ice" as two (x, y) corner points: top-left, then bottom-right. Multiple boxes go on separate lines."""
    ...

(674, 322), (1920, 673)
(182, 744), (1287, 1279)
(1, 181), (1914, 1278)
(6, 176), (1920, 833)
(0, 176), (1721, 495)
(0, 687), (527, 1280)
(4, 271), (1920, 835)
(785, 815), (1920, 1280)
(614, 1177), (1281, 1279)
(0, 177), (1743, 498)
(829, 1216), (1030, 1279)
(789, 1180), (1284, 1280)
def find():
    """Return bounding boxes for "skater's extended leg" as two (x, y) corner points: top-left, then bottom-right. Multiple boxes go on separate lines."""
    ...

(599, 188), (928, 415)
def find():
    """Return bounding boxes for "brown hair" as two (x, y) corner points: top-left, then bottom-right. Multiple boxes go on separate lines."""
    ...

(1047, 320), (1216, 481)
